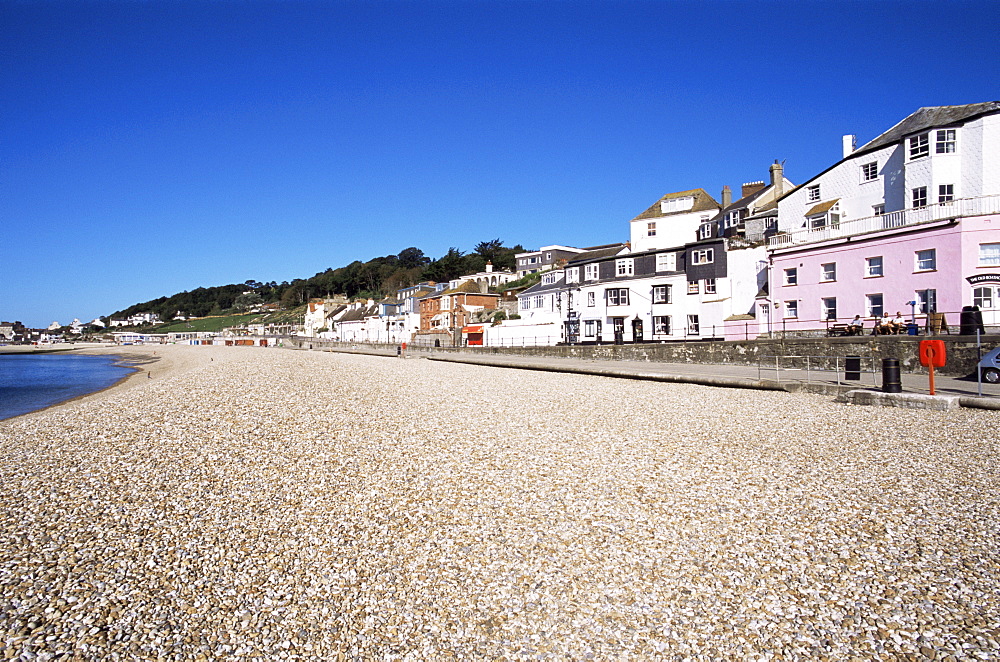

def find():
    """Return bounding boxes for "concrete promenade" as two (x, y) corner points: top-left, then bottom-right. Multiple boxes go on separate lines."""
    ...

(314, 344), (1000, 410)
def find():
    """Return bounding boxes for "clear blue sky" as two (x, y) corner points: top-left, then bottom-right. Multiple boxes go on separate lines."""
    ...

(3, 0), (999, 328)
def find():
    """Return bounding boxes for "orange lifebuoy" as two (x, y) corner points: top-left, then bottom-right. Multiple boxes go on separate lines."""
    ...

(919, 339), (946, 368)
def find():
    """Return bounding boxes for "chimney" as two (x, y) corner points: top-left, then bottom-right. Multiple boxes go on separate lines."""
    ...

(741, 181), (765, 198)
(769, 160), (784, 198)
(721, 185), (732, 208)
(842, 134), (856, 158)
(485, 261), (493, 273)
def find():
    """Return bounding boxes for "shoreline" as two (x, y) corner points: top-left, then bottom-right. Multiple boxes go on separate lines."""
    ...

(0, 345), (167, 421)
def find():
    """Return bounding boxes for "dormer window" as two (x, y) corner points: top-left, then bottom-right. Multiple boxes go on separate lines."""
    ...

(660, 196), (694, 213)
(655, 252), (676, 272)
(616, 259), (634, 277)
(807, 185), (821, 202)
(698, 223), (713, 240)
(542, 273), (558, 285)
(584, 264), (600, 281)
(691, 248), (714, 265)
(565, 267), (579, 284)
(724, 208), (747, 229)
(807, 201), (841, 231)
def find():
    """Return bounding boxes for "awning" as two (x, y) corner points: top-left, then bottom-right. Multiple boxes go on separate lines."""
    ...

(805, 198), (840, 217)
(462, 325), (484, 333)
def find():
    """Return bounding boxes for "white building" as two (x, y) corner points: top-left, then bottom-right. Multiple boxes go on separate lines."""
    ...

(763, 101), (1000, 335)
(629, 189), (720, 252)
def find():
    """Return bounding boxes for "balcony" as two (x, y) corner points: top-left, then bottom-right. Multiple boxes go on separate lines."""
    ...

(768, 194), (1000, 249)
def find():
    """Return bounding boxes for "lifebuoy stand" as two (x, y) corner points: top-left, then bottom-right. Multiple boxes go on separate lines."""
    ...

(919, 340), (946, 395)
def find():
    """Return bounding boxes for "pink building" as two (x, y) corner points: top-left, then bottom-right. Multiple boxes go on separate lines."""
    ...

(758, 102), (1000, 336)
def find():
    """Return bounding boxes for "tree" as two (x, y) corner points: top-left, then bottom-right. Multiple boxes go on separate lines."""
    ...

(397, 247), (429, 269)
(233, 292), (264, 312)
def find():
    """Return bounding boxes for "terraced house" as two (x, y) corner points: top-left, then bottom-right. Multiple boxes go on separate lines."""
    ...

(763, 102), (1000, 336)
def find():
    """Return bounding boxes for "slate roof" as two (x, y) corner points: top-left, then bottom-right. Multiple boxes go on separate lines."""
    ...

(856, 102), (1000, 157)
(778, 102), (1000, 200)
(566, 243), (630, 265)
(631, 189), (720, 221)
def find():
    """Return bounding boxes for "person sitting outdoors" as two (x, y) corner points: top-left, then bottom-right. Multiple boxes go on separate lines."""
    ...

(848, 315), (864, 336)
(891, 312), (906, 334)
(876, 312), (894, 335)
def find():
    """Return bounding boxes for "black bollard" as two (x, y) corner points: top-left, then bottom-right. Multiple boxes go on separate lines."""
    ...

(881, 358), (902, 393)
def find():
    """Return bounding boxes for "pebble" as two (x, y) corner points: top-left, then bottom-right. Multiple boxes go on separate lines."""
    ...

(0, 345), (998, 659)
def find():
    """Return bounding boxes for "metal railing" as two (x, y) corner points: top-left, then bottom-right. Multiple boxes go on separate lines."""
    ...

(758, 354), (881, 387)
(758, 308), (994, 339)
(768, 194), (1000, 249)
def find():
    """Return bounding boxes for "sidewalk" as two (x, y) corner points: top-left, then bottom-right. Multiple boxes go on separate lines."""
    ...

(420, 353), (1000, 411)
(308, 344), (1000, 410)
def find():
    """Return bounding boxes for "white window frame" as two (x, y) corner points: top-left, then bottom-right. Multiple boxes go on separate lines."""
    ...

(655, 253), (676, 272)
(861, 162), (878, 182)
(916, 289), (937, 314)
(938, 184), (954, 204)
(660, 196), (694, 213)
(584, 264), (600, 281)
(565, 268), (579, 284)
(979, 243), (1000, 267)
(686, 315), (700, 336)
(653, 315), (671, 335)
(784, 268), (797, 286)
(652, 284), (672, 304)
(687, 280), (699, 295)
(703, 278), (716, 294)
(615, 259), (634, 277)
(912, 186), (927, 209)
(821, 263), (837, 282)
(821, 297), (838, 321)
(587, 291), (595, 307)
(647, 222), (656, 237)
(935, 129), (956, 154)
(583, 320), (596, 337)
(909, 133), (929, 160)
(785, 300), (798, 318)
(807, 185), (820, 202)
(873, 203), (885, 216)
(691, 248), (714, 265)
(865, 256), (883, 278)
(606, 288), (629, 306)
(698, 223), (713, 240)
(915, 249), (936, 272)
(973, 287), (994, 309)
(866, 293), (884, 318)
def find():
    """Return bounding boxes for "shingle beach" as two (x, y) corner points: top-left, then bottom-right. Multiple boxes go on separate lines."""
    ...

(2, 345), (998, 660)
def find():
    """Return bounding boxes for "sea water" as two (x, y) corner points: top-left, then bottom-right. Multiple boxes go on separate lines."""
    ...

(0, 354), (135, 420)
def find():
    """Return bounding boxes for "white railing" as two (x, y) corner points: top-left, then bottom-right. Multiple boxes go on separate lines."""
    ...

(768, 194), (1000, 249)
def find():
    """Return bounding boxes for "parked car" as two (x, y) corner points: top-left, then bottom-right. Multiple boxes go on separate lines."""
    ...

(979, 346), (1000, 384)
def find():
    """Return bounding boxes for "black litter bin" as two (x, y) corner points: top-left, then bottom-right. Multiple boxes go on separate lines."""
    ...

(845, 356), (861, 380)
(960, 305), (985, 335)
(882, 358), (902, 393)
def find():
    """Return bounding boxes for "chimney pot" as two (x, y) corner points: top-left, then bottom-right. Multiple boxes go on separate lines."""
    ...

(722, 185), (732, 208)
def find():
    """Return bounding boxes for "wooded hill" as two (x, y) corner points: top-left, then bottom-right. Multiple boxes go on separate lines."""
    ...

(108, 240), (524, 323)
